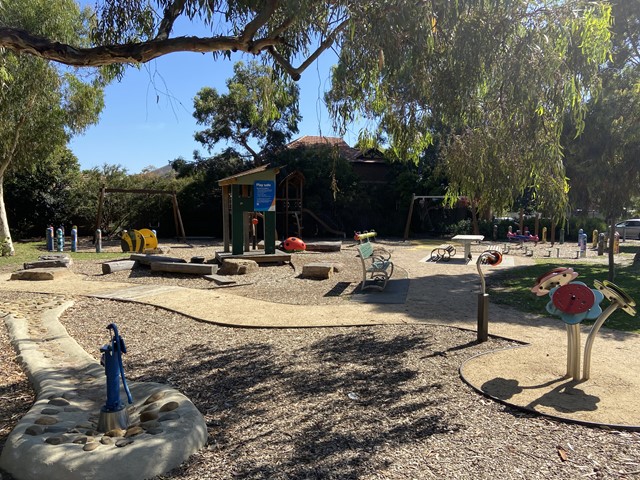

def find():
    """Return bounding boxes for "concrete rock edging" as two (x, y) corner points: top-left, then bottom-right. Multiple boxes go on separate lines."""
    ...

(0, 300), (207, 480)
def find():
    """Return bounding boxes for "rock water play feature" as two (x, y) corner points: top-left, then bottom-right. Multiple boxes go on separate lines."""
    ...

(0, 298), (207, 480)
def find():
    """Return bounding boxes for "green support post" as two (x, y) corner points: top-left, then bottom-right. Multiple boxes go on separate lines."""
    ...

(264, 211), (276, 254)
(231, 185), (245, 255)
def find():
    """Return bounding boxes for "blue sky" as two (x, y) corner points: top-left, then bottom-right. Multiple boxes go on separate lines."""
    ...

(68, 12), (363, 174)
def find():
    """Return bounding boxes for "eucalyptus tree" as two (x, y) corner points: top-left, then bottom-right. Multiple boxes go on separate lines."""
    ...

(563, 1), (640, 279)
(0, 0), (104, 255)
(193, 60), (300, 165)
(327, 1), (612, 226)
(0, 0), (614, 232)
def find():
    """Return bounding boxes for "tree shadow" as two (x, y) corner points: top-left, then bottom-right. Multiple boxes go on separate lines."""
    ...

(127, 329), (463, 478)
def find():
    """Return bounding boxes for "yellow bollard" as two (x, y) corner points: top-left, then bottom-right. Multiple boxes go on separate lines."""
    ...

(614, 232), (620, 254)
(541, 226), (547, 243)
(592, 230), (598, 249)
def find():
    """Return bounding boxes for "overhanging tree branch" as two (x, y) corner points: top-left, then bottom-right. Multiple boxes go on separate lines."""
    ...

(0, 27), (284, 66)
(0, 19), (347, 80)
(241, 0), (278, 44)
(267, 18), (349, 80)
(155, 0), (188, 41)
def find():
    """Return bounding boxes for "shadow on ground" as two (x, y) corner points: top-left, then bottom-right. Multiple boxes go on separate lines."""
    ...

(126, 327), (484, 479)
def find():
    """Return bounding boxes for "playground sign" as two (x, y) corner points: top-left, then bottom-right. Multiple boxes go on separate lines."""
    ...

(253, 180), (276, 211)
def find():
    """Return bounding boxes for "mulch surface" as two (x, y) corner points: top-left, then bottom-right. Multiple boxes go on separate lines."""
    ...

(1, 239), (640, 479)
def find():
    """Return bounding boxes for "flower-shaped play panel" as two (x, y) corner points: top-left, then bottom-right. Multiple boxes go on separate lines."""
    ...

(531, 267), (579, 297)
(594, 280), (637, 316)
(546, 282), (604, 324)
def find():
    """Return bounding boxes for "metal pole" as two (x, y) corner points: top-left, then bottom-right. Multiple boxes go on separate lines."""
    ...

(582, 303), (619, 380)
(477, 293), (489, 343)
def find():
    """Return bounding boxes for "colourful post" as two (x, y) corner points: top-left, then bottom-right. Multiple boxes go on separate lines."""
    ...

(541, 226), (547, 243)
(597, 233), (605, 256)
(613, 232), (620, 254)
(46, 226), (54, 251)
(56, 228), (64, 252)
(578, 229), (587, 257)
(71, 226), (77, 252)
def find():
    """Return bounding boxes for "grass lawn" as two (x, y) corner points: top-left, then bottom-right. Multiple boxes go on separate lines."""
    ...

(0, 240), (125, 268)
(488, 256), (640, 333)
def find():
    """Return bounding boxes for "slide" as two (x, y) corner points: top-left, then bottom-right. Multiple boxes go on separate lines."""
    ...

(301, 208), (346, 238)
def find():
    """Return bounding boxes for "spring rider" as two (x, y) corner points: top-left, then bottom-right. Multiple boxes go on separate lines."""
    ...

(97, 323), (133, 432)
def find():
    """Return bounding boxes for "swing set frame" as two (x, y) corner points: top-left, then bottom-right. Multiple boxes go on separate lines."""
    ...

(94, 186), (186, 242)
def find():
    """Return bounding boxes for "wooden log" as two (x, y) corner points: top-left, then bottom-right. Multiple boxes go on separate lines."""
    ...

(305, 241), (342, 252)
(102, 260), (137, 274)
(301, 263), (334, 279)
(24, 260), (70, 269)
(204, 274), (237, 285)
(129, 254), (187, 266)
(150, 262), (217, 275)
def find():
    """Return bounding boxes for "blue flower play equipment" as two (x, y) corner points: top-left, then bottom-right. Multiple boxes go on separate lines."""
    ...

(532, 268), (636, 380)
(97, 323), (133, 432)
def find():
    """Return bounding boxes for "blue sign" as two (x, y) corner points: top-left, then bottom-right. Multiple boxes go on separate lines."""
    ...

(253, 180), (275, 211)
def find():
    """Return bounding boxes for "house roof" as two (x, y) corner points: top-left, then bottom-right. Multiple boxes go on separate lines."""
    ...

(285, 136), (360, 160)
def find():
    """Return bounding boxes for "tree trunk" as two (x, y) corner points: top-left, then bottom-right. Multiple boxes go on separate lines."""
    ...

(471, 201), (480, 235)
(608, 222), (615, 281)
(519, 208), (524, 235)
(0, 178), (15, 256)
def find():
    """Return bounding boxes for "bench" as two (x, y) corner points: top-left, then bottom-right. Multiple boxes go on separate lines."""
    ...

(357, 241), (394, 291)
(428, 244), (456, 262)
(487, 244), (503, 254)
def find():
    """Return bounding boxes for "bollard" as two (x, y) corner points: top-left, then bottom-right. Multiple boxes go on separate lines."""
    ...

(541, 226), (547, 244)
(614, 232), (620, 254)
(97, 323), (133, 432)
(71, 226), (77, 252)
(598, 233), (605, 256)
(56, 228), (64, 252)
(578, 229), (587, 257)
(592, 230), (598, 249)
(46, 226), (54, 251)
(95, 229), (102, 253)
(559, 228), (565, 245)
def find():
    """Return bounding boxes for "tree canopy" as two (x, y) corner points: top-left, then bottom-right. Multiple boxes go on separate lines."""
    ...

(193, 60), (300, 164)
(0, 0), (616, 232)
(0, 0), (105, 254)
(326, 1), (612, 225)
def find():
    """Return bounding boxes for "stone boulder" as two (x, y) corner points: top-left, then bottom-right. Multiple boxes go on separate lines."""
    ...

(219, 259), (259, 275)
(11, 268), (74, 281)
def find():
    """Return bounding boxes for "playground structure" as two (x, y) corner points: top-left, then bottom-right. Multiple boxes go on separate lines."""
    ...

(94, 186), (186, 242)
(277, 170), (345, 239)
(217, 165), (284, 262)
(120, 228), (158, 253)
(531, 267), (636, 380)
(507, 226), (539, 243)
(282, 237), (306, 252)
(354, 230), (377, 242)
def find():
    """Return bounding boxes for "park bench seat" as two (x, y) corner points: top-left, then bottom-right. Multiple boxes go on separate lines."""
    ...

(357, 242), (394, 291)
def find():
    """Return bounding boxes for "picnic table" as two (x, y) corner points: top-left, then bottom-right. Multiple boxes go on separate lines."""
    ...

(452, 234), (484, 261)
